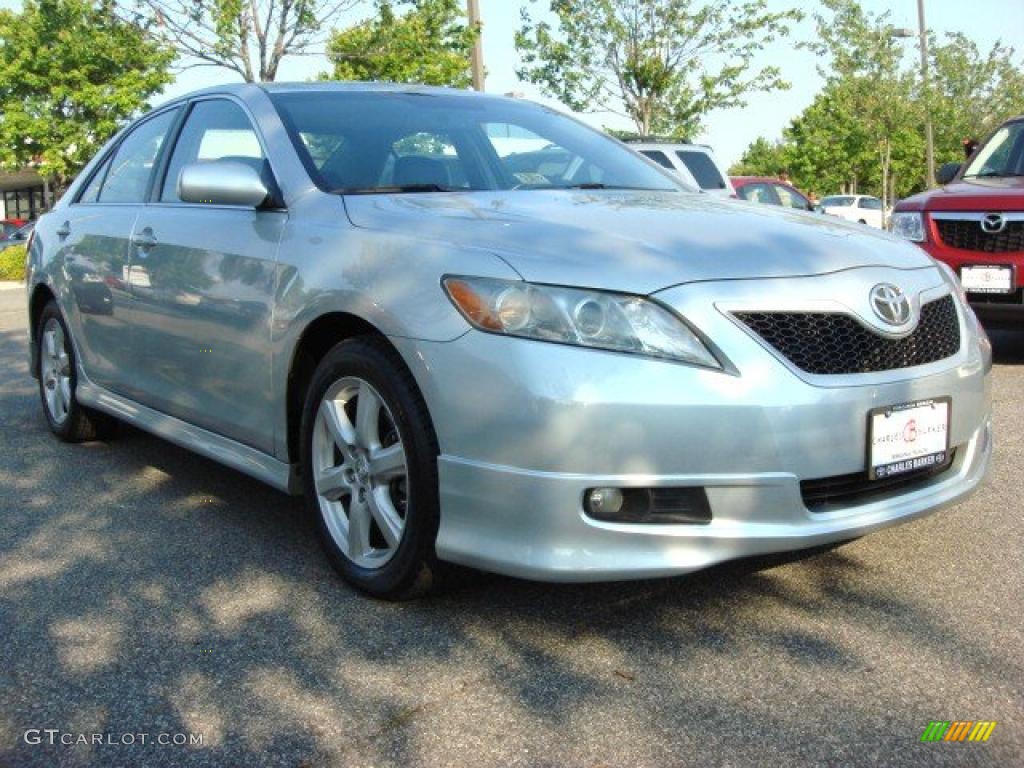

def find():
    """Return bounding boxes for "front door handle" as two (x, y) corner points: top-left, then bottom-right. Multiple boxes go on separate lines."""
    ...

(56, 221), (71, 239)
(131, 228), (158, 251)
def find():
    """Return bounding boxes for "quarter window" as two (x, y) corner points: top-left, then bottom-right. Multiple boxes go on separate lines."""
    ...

(78, 155), (113, 203)
(98, 109), (179, 203)
(639, 150), (674, 169)
(161, 100), (265, 202)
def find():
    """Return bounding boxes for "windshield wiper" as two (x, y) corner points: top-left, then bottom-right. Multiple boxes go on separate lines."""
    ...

(555, 183), (671, 191)
(962, 171), (1024, 178)
(331, 183), (457, 195)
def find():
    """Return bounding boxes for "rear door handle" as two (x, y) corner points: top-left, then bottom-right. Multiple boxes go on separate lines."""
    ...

(56, 221), (71, 239)
(131, 228), (157, 250)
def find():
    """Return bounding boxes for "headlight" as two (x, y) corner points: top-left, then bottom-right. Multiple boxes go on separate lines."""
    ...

(443, 276), (721, 368)
(889, 211), (926, 242)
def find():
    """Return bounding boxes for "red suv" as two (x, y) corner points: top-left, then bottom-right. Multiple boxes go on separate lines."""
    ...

(891, 116), (1024, 326)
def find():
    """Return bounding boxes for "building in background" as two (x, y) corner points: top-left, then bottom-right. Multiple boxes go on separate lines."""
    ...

(0, 169), (48, 221)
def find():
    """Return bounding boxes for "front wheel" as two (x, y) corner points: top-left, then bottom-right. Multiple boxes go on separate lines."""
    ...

(300, 337), (440, 599)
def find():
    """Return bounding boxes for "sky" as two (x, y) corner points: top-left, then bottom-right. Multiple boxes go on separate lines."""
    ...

(4, 0), (1024, 167)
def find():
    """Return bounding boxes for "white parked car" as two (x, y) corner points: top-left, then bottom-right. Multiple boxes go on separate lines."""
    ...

(820, 195), (887, 229)
(627, 139), (735, 198)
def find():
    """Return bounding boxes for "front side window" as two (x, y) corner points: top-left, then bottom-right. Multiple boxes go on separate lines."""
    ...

(675, 150), (725, 190)
(774, 184), (809, 209)
(738, 183), (779, 205)
(98, 109), (179, 204)
(161, 100), (264, 202)
(963, 121), (1024, 178)
(270, 91), (682, 194)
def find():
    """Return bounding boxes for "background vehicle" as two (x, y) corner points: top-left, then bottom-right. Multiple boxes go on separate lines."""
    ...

(891, 115), (1024, 327)
(626, 139), (735, 197)
(1, 218), (27, 240)
(0, 221), (34, 251)
(820, 194), (886, 228)
(731, 176), (817, 211)
(26, 84), (991, 600)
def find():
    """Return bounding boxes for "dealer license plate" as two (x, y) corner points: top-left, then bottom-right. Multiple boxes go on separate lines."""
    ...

(960, 265), (1014, 294)
(868, 399), (951, 480)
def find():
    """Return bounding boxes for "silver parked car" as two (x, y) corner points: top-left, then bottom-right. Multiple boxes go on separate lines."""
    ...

(26, 83), (992, 598)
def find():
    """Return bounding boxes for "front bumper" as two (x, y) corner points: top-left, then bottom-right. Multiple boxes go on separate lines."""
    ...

(390, 267), (993, 581)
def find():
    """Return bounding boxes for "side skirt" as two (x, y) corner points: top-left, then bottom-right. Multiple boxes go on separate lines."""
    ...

(77, 379), (301, 495)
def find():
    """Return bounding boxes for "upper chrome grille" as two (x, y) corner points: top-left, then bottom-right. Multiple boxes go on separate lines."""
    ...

(735, 295), (961, 375)
(935, 217), (1024, 253)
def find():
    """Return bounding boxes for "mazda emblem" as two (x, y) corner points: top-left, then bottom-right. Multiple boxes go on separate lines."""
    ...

(869, 284), (912, 326)
(980, 213), (1006, 234)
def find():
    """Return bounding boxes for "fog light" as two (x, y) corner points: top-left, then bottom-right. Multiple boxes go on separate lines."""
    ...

(587, 487), (624, 516)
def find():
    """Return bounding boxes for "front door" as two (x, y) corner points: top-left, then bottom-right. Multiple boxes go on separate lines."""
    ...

(126, 98), (285, 453)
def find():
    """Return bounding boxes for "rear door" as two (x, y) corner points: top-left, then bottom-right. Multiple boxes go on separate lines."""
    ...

(57, 107), (180, 392)
(126, 97), (285, 453)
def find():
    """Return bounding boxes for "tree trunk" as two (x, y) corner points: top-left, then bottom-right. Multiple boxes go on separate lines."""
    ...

(880, 137), (891, 229)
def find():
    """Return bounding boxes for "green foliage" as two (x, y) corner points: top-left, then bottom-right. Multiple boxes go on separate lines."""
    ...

(324, 0), (478, 88)
(515, 0), (801, 138)
(0, 245), (27, 281)
(736, 0), (1024, 204)
(124, 0), (358, 82)
(0, 0), (173, 192)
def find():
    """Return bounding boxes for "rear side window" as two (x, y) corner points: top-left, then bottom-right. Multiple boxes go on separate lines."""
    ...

(98, 109), (179, 203)
(821, 196), (854, 207)
(639, 150), (674, 169)
(675, 150), (725, 189)
(858, 197), (882, 210)
(161, 100), (264, 202)
(78, 156), (113, 203)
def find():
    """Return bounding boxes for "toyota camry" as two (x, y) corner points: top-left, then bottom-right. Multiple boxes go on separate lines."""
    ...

(25, 83), (992, 598)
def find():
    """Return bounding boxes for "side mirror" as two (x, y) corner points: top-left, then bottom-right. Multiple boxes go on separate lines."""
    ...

(178, 160), (270, 208)
(936, 162), (960, 186)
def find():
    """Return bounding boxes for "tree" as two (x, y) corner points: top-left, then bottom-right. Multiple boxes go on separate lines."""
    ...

(0, 0), (174, 194)
(120, 0), (360, 82)
(515, 0), (801, 138)
(324, 0), (477, 87)
(805, 0), (921, 218)
(927, 32), (1024, 166)
(728, 137), (788, 177)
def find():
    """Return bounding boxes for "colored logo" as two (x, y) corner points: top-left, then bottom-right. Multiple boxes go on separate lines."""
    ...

(920, 721), (997, 742)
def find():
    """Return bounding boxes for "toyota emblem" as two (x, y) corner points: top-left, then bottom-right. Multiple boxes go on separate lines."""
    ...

(869, 283), (912, 326)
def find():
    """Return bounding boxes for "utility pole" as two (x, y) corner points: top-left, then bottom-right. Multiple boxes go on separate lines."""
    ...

(467, 0), (485, 92)
(917, 0), (935, 187)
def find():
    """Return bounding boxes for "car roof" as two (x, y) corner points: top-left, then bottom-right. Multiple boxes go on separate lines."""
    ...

(162, 80), (516, 105)
(629, 141), (712, 152)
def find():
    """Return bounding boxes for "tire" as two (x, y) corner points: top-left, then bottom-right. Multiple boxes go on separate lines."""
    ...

(858, 219), (867, 225)
(300, 336), (440, 599)
(36, 300), (118, 442)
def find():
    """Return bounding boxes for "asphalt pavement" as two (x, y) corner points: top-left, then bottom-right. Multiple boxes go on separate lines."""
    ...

(0, 284), (1021, 768)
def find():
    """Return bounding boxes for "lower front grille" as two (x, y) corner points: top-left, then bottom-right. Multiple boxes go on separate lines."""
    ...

(801, 449), (957, 512)
(735, 295), (961, 375)
(935, 217), (1024, 253)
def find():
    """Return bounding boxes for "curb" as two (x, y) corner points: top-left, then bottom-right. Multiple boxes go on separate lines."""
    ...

(0, 281), (25, 291)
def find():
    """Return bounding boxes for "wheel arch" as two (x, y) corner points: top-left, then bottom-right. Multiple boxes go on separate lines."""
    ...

(28, 283), (57, 379)
(285, 311), (408, 465)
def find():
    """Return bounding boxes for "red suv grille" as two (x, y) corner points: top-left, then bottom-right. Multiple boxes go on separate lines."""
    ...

(934, 217), (1024, 253)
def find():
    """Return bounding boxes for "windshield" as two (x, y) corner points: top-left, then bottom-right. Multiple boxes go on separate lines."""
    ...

(269, 90), (683, 194)
(963, 121), (1024, 178)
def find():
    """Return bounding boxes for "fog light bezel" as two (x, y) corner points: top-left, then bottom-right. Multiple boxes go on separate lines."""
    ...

(583, 486), (712, 525)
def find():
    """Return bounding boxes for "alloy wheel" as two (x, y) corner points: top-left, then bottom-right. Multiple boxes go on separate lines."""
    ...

(40, 317), (72, 426)
(312, 376), (409, 569)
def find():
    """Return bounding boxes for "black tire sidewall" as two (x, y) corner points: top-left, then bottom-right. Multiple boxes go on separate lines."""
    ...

(300, 338), (439, 598)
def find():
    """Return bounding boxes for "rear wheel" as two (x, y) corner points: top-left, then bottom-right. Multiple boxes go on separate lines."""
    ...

(36, 301), (117, 442)
(301, 337), (440, 599)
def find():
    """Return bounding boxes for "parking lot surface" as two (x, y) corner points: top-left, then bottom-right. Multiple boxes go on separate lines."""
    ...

(0, 286), (1021, 767)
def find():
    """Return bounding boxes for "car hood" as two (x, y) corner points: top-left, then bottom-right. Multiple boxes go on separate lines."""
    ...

(343, 190), (934, 295)
(898, 176), (1024, 212)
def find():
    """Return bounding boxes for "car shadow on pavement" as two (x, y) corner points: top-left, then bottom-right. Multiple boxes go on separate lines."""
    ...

(989, 328), (1024, 364)
(1, 325), (1020, 768)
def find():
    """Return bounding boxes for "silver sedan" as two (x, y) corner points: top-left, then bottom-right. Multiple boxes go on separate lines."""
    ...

(25, 83), (992, 598)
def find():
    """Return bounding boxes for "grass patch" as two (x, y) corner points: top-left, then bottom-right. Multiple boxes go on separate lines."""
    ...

(0, 244), (26, 281)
